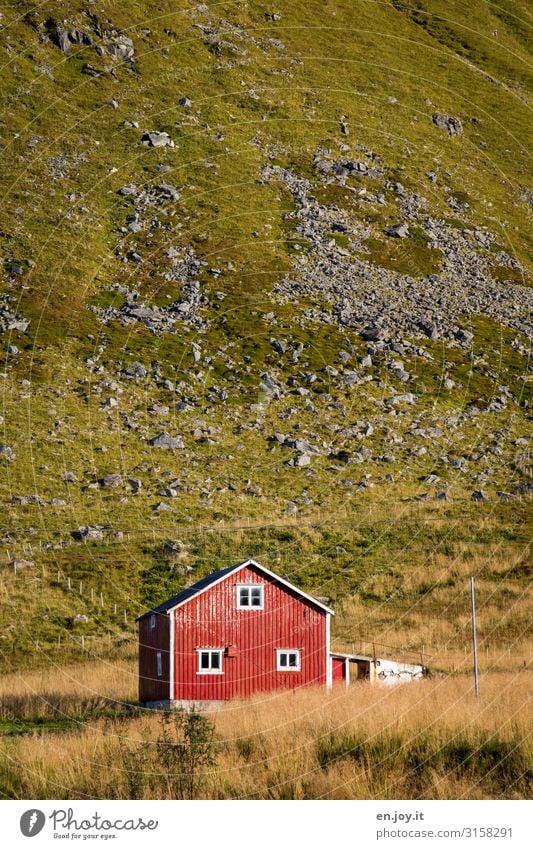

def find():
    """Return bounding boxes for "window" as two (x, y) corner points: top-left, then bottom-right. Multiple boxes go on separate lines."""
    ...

(197, 649), (223, 675)
(150, 614), (156, 631)
(156, 651), (162, 677)
(276, 649), (301, 671)
(236, 584), (264, 609)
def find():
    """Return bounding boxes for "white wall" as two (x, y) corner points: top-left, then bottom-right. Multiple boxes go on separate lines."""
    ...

(374, 658), (425, 686)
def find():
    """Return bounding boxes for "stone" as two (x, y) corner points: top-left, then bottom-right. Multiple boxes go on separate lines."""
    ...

(392, 367), (410, 382)
(123, 361), (147, 378)
(128, 477), (142, 493)
(154, 501), (172, 511)
(471, 490), (489, 501)
(179, 96), (192, 107)
(73, 614), (89, 623)
(388, 393), (416, 405)
(141, 131), (175, 148)
(259, 372), (283, 399)
(149, 432), (184, 449)
(287, 453), (311, 467)
(385, 222), (409, 238)
(270, 338), (287, 355)
(74, 526), (104, 541)
(432, 113), (463, 135)
(101, 474), (122, 488)
(107, 35), (135, 61)
(418, 320), (439, 340)
(0, 444), (14, 463)
(61, 471), (77, 483)
(9, 558), (34, 570)
(119, 184), (137, 196)
(455, 329), (474, 345)
(360, 325), (387, 342)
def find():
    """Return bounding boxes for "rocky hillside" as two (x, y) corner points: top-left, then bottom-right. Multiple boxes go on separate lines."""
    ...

(0, 0), (530, 670)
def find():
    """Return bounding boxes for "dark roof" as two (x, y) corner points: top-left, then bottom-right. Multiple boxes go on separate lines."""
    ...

(136, 563), (239, 620)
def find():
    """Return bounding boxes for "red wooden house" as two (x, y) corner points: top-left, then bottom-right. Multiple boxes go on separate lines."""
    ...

(137, 558), (334, 707)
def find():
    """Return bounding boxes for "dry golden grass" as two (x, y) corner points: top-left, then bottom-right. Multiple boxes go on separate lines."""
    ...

(0, 661), (531, 800)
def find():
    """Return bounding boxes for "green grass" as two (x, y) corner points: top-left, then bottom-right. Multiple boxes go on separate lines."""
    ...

(0, 0), (530, 675)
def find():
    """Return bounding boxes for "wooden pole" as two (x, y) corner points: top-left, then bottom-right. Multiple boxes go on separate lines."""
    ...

(470, 576), (480, 699)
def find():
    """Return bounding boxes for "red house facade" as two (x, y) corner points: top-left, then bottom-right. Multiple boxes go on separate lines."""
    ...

(137, 558), (333, 707)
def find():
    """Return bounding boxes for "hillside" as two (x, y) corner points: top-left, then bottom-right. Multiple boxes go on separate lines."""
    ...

(0, 0), (531, 676)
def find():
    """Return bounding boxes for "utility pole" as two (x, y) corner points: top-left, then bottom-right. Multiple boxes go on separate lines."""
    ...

(470, 576), (480, 699)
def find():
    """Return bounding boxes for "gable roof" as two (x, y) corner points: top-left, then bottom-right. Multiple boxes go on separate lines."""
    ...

(137, 558), (334, 620)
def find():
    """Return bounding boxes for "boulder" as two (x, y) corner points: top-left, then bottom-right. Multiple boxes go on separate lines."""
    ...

(149, 432), (184, 449)
(101, 474), (122, 488)
(141, 131), (175, 148)
(432, 113), (463, 135)
(385, 222), (409, 238)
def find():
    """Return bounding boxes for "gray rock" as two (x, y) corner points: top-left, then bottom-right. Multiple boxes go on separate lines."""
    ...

(259, 372), (283, 399)
(287, 453), (311, 467)
(73, 614), (89, 623)
(123, 361), (147, 378)
(61, 471), (77, 483)
(74, 526), (104, 541)
(388, 393), (416, 405)
(471, 490), (489, 502)
(128, 477), (142, 493)
(0, 444), (14, 463)
(392, 367), (410, 382)
(418, 320), (439, 340)
(432, 113), (463, 135)
(119, 183), (137, 196)
(361, 325), (387, 342)
(285, 438), (320, 454)
(149, 432), (184, 449)
(385, 222), (409, 238)
(455, 329), (474, 345)
(8, 558), (34, 570)
(154, 501), (172, 511)
(101, 474), (122, 488)
(106, 35), (135, 61)
(179, 96), (192, 107)
(141, 131), (175, 148)
(270, 338), (287, 355)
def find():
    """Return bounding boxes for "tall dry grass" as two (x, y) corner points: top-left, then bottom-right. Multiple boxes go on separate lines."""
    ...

(0, 664), (530, 800)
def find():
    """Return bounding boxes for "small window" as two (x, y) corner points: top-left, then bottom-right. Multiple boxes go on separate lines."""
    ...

(150, 614), (156, 631)
(156, 651), (162, 677)
(276, 649), (301, 671)
(236, 584), (264, 609)
(197, 649), (223, 675)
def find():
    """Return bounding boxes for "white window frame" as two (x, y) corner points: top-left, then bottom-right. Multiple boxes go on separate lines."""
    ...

(196, 648), (224, 675)
(156, 651), (162, 677)
(236, 583), (264, 610)
(276, 649), (301, 672)
(150, 614), (156, 631)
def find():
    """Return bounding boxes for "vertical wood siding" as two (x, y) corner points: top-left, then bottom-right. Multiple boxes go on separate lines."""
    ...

(138, 613), (170, 702)
(172, 564), (327, 701)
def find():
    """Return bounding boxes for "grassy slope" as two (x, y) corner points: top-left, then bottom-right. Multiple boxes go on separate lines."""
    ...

(0, 0), (530, 678)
